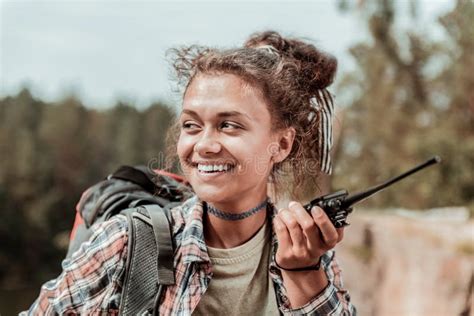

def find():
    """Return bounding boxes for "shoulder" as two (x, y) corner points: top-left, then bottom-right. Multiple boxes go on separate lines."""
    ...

(86, 214), (128, 249)
(23, 215), (130, 314)
(92, 214), (128, 242)
(64, 215), (129, 272)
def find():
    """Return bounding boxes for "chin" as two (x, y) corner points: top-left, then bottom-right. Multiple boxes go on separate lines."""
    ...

(193, 186), (229, 204)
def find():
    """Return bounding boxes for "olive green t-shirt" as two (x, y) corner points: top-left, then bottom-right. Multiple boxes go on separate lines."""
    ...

(193, 222), (279, 315)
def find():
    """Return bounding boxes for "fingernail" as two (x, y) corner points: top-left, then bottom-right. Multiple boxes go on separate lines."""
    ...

(288, 201), (297, 208)
(311, 207), (322, 217)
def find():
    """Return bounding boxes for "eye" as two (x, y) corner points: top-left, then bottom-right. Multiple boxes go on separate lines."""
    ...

(220, 121), (241, 130)
(181, 121), (200, 130)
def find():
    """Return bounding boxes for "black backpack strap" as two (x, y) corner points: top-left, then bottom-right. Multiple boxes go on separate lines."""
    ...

(119, 205), (175, 315)
(145, 205), (175, 285)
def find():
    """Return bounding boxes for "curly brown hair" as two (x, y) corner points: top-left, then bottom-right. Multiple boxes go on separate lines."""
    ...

(165, 30), (337, 201)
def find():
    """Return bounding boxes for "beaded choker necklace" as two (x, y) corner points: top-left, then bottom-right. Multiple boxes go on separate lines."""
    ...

(206, 198), (268, 221)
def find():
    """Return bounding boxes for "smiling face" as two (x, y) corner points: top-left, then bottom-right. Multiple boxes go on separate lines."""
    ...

(177, 73), (294, 211)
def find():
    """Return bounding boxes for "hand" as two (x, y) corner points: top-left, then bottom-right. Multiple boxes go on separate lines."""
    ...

(273, 201), (344, 270)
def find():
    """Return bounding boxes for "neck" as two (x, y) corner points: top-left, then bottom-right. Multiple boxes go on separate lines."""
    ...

(203, 192), (268, 249)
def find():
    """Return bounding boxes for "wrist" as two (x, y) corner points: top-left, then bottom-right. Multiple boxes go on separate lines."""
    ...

(280, 268), (328, 308)
(273, 254), (322, 272)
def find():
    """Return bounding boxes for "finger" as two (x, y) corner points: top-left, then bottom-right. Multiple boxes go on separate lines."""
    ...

(273, 215), (292, 250)
(279, 208), (305, 250)
(337, 227), (345, 243)
(288, 202), (321, 250)
(311, 207), (339, 248)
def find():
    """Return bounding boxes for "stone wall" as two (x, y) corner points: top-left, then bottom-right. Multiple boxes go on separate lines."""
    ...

(337, 209), (473, 316)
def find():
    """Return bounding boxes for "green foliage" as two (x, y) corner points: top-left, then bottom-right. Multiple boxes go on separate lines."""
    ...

(334, 0), (474, 211)
(0, 91), (175, 288)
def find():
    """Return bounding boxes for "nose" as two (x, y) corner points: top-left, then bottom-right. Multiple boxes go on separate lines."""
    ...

(194, 130), (222, 155)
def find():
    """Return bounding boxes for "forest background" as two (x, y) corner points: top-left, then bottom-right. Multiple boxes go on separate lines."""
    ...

(1, 0), (473, 314)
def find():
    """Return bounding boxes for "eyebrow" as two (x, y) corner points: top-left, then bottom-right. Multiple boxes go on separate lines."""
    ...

(181, 109), (252, 121)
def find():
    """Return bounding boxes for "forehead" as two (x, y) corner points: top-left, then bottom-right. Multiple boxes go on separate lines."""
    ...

(181, 74), (271, 122)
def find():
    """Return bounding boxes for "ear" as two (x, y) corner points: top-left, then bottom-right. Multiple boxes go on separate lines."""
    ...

(271, 127), (296, 164)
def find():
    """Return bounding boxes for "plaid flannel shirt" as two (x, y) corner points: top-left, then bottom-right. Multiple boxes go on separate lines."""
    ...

(22, 197), (356, 315)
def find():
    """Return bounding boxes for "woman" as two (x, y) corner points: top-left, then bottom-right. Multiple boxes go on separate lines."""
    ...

(23, 31), (355, 315)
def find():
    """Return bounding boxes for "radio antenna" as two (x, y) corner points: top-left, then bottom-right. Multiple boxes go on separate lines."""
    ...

(342, 156), (441, 208)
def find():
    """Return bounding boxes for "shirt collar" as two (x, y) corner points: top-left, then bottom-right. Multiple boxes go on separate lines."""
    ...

(179, 197), (211, 264)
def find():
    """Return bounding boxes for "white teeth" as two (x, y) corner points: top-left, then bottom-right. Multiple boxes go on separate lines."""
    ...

(197, 164), (233, 172)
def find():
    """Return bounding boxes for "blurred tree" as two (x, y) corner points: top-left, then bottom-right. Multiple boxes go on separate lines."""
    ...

(334, 0), (473, 211)
(0, 90), (176, 288)
(142, 102), (176, 169)
(430, 0), (474, 208)
(107, 102), (144, 168)
(0, 89), (56, 285)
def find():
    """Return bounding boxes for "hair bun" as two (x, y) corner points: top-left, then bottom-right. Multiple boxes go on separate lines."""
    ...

(245, 31), (337, 91)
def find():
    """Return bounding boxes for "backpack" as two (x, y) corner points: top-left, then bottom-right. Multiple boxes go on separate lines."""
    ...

(66, 165), (194, 315)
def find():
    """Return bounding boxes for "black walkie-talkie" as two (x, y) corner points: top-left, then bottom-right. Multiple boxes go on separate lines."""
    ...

(304, 156), (442, 228)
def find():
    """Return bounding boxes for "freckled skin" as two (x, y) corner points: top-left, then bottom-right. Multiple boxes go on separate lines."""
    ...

(177, 73), (279, 212)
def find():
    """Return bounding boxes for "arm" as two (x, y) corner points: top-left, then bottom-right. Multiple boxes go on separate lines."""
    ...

(278, 251), (355, 315)
(274, 202), (356, 315)
(20, 215), (128, 315)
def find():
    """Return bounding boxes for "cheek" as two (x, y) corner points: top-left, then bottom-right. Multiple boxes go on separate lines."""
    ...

(177, 134), (194, 162)
(238, 140), (274, 174)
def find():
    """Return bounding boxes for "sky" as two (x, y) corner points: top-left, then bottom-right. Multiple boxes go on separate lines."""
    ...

(0, 0), (454, 109)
